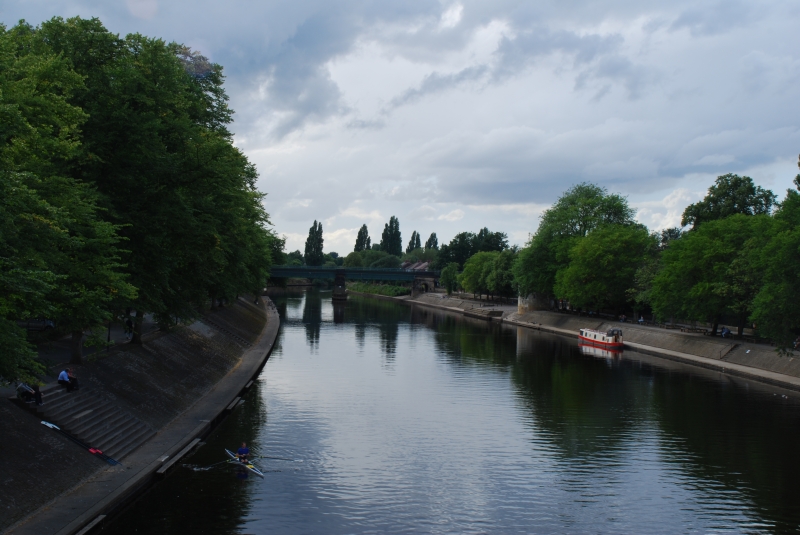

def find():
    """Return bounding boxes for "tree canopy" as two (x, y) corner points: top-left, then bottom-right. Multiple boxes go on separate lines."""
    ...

(354, 224), (371, 252)
(681, 174), (777, 229)
(436, 227), (507, 269)
(304, 220), (324, 266)
(0, 18), (277, 377)
(380, 216), (402, 256)
(514, 182), (635, 297)
(406, 231), (421, 254)
(424, 232), (438, 250)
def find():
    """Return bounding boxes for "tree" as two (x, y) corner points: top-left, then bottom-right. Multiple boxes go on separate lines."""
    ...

(354, 224), (371, 252)
(651, 214), (777, 334)
(514, 183), (635, 297)
(343, 252), (364, 267)
(425, 232), (438, 250)
(406, 231), (421, 253)
(440, 263), (460, 295)
(554, 225), (655, 313)
(380, 216), (402, 256)
(474, 227), (508, 252)
(304, 220), (324, 266)
(486, 249), (517, 301)
(682, 174), (777, 229)
(750, 167), (800, 348)
(0, 22), (135, 368)
(286, 250), (303, 265)
(459, 252), (498, 299)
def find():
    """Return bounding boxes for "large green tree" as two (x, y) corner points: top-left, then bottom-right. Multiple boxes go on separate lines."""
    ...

(459, 251), (498, 299)
(406, 231), (421, 254)
(682, 173), (776, 229)
(380, 216), (402, 256)
(514, 183), (635, 297)
(424, 232), (438, 250)
(0, 22), (135, 370)
(304, 220), (324, 266)
(436, 227), (507, 269)
(33, 17), (276, 340)
(554, 224), (655, 312)
(651, 214), (777, 334)
(354, 224), (371, 252)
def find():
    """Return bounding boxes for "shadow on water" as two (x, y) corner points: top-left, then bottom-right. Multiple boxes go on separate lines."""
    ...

(102, 290), (800, 534)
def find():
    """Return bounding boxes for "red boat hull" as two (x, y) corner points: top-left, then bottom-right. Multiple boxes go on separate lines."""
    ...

(578, 334), (623, 349)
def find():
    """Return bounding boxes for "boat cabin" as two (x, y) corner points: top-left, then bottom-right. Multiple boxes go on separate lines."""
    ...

(578, 327), (624, 348)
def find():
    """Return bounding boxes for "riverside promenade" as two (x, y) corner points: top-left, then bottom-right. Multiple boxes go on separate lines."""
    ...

(353, 290), (800, 393)
(2, 297), (279, 535)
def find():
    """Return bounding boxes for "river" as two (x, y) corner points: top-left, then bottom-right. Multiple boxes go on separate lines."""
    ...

(104, 289), (800, 534)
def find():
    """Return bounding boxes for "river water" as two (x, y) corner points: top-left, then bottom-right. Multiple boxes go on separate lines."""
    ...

(105, 290), (800, 534)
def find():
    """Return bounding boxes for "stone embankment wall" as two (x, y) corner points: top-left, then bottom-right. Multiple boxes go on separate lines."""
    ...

(401, 292), (800, 387)
(0, 297), (270, 532)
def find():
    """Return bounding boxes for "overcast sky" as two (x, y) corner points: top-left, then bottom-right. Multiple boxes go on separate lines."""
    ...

(4, 0), (800, 253)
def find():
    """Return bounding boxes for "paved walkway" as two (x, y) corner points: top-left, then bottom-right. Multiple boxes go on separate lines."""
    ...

(6, 301), (279, 535)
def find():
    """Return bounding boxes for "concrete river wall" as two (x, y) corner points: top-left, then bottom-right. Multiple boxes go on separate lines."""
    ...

(375, 292), (800, 392)
(1, 296), (279, 535)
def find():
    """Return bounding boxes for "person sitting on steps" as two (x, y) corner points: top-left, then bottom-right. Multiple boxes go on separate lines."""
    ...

(58, 368), (80, 392)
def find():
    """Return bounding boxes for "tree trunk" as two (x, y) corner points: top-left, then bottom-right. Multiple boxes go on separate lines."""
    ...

(131, 309), (144, 345)
(70, 331), (84, 364)
(737, 314), (746, 337)
(710, 315), (720, 336)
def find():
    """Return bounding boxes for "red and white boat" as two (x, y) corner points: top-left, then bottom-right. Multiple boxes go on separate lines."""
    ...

(578, 327), (624, 349)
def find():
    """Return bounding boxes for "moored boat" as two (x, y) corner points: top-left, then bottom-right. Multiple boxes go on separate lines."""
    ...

(578, 327), (623, 349)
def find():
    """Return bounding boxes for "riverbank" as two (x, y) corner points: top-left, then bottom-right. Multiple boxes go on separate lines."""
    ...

(1, 296), (279, 535)
(350, 290), (800, 392)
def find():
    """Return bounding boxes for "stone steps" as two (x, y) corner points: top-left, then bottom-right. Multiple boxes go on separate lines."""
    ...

(17, 385), (154, 461)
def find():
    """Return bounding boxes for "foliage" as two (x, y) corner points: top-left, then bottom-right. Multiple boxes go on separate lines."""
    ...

(459, 252), (498, 298)
(436, 227), (507, 269)
(401, 247), (438, 264)
(440, 263), (460, 295)
(424, 232), (438, 250)
(380, 216), (402, 256)
(486, 249), (517, 300)
(554, 224), (655, 312)
(406, 231), (422, 253)
(304, 220), (324, 266)
(514, 182), (635, 296)
(347, 282), (410, 297)
(682, 174), (777, 229)
(369, 255), (401, 269)
(354, 224), (371, 252)
(0, 17), (277, 374)
(343, 252), (364, 267)
(286, 250), (303, 265)
(651, 214), (777, 330)
(32, 17), (277, 336)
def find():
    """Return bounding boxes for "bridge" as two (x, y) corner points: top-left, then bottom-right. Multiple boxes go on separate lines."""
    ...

(269, 265), (440, 300)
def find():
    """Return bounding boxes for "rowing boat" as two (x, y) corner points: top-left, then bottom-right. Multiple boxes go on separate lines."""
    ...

(225, 448), (264, 477)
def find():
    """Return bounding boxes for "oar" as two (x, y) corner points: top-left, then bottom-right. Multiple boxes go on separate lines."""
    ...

(255, 454), (302, 462)
(41, 421), (122, 466)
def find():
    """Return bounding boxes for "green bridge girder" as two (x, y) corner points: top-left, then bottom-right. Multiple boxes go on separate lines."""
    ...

(269, 265), (439, 282)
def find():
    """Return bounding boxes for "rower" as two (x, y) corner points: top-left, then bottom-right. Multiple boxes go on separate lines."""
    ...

(236, 442), (250, 462)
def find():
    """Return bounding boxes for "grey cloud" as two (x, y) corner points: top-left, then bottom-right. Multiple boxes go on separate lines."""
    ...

(385, 65), (489, 110)
(670, 1), (757, 36)
(493, 29), (624, 79)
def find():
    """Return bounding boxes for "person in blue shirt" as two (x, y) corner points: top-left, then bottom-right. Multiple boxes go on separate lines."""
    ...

(236, 442), (250, 462)
(58, 368), (79, 392)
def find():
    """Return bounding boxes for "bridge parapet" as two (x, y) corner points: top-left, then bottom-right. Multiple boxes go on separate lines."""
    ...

(270, 265), (439, 282)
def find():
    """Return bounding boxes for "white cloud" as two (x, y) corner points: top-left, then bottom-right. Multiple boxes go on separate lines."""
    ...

(438, 209), (465, 221)
(4, 0), (799, 254)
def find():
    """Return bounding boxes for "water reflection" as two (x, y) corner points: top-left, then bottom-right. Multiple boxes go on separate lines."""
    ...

(104, 290), (800, 535)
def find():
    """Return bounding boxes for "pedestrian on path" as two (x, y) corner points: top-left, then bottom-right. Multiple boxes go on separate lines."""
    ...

(125, 317), (133, 340)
